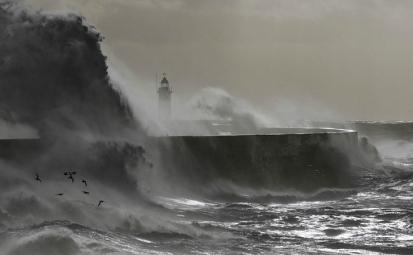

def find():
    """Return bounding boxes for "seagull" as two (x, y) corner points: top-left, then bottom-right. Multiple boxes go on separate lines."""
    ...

(98, 200), (104, 207)
(35, 173), (42, 182)
(64, 171), (77, 183)
(56, 193), (64, 196)
(82, 191), (90, 195)
(82, 179), (87, 187)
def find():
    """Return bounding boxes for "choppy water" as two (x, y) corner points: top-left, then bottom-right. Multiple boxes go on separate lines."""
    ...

(2, 158), (412, 255)
(1, 4), (412, 254)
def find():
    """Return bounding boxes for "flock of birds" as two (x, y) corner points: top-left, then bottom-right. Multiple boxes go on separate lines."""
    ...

(35, 172), (104, 207)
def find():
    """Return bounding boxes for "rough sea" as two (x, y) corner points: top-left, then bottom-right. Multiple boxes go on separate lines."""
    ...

(1, 122), (413, 255)
(0, 3), (412, 254)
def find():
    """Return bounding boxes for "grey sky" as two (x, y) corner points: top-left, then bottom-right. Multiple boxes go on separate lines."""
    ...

(23, 0), (413, 120)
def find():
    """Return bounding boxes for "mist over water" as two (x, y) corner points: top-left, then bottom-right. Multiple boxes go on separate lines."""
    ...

(0, 4), (170, 253)
(0, 2), (412, 254)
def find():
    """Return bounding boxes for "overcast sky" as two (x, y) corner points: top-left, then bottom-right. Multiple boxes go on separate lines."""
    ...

(22, 0), (413, 121)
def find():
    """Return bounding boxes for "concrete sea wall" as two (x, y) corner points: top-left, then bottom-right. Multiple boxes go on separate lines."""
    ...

(157, 128), (360, 192)
(0, 128), (363, 192)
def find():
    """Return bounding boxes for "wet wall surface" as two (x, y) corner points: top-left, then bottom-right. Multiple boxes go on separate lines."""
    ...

(157, 129), (360, 193)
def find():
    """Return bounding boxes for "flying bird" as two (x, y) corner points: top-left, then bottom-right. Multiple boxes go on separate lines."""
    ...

(56, 193), (64, 196)
(82, 179), (87, 187)
(82, 191), (90, 195)
(98, 200), (104, 207)
(64, 171), (77, 183)
(35, 173), (42, 182)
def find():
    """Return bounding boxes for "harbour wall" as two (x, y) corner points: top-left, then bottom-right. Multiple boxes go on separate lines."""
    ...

(156, 128), (361, 192)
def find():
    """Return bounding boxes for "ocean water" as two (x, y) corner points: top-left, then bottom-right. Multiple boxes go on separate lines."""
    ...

(1, 170), (412, 255)
(0, 5), (412, 254)
(1, 126), (412, 255)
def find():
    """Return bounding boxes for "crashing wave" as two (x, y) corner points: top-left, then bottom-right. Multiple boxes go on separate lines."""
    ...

(0, 2), (136, 136)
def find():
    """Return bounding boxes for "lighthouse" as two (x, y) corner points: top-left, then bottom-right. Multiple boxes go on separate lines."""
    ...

(157, 73), (173, 120)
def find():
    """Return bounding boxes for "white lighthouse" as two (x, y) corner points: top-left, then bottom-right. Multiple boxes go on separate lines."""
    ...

(157, 73), (173, 120)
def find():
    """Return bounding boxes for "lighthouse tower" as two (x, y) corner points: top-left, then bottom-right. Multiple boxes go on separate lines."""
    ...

(157, 73), (173, 120)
